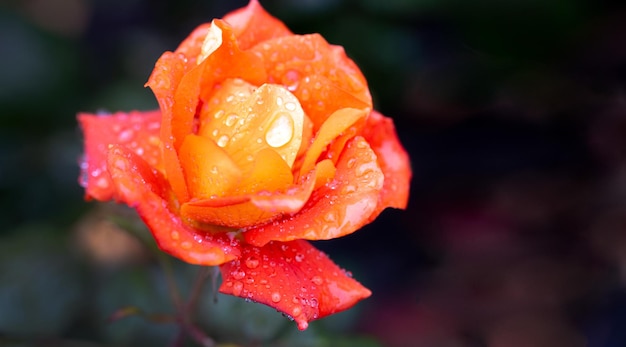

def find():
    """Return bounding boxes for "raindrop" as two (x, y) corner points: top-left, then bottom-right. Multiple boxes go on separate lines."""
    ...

(118, 129), (134, 142)
(225, 113), (238, 126)
(294, 253), (304, 262)
(311, 276), (323, 285)
(284, 102), (297, 111)
(347, 158), (356, 169)
(245, 256), (259, 269)
(309, 298), (318, 308)
(232, 281), (243, 296)
(232, 270), (246, 280)
(214, 110), (225, 119)
(217, 135), (229, 147)
(271, 292), (281, 303)
(292, 307), (302, 317)
(171, 231), (180, 240)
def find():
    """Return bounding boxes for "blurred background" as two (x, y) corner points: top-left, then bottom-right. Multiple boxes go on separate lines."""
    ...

(2, 0), (626, 346)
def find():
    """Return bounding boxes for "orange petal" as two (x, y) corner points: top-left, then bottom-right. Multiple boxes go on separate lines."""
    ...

(362, 111), (412, 214)
(244, 136), (383, 246)
(235, 148), (294, 196)
(145, 51), (191, 203)
(250, 34), (372, 129)
(179, 134), (242, 199)
(106, 145), (240, 265)
(300, 107), (367, 176)
(223, 0), (292, 50)
(174, 23), (213, 67)
(181, 199), (279, 229)
(78, 110), (162, 201)
(180, 158), (320, 229)
(198, 82), (305, 170)
(219, 240), (371, 330)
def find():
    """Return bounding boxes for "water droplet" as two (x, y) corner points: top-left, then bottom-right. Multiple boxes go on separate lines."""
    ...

(246, 277), (255, 284)
(245, 256), (259, 269)
(309, 298), (318, 308)
(232, 281), (243, 296)
(225, 113), (238, 126)
(118, 129), (134, 142)
(347, 158), (356, 168)
(294, 253), (304, 262)
(214, 110), (224, 119)
(181, 241), (192, 249)
(292, 307), (302, 317)
(217, 135), (229, 147)
(171, 231), (180, 240)
(210, 166), (218, 174)
(226, 95), (235, 103)
(271, 292), (281, 303)
(232, 270), (246, 280)
(284, 102), (296, 111)
(311, 276), (323, 285)
(265, 113), (294, 148)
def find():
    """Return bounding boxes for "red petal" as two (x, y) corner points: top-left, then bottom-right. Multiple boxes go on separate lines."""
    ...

(250, 34), (372, 130)
(244, 136), (383, 246)
(78, 110), (162, 201)
(223, 0), (292, 50)
(219, 239), (371, 330)
(106, 145), (240, 265)
(362, 111), (412, 216)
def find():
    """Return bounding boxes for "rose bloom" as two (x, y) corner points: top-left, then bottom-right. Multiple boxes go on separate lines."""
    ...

(79, 0), (410, 330)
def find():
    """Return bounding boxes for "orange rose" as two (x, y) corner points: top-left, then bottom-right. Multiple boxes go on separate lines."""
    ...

(78, 0), (410, 329)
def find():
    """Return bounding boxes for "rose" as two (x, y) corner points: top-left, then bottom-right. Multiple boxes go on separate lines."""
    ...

(78, 0), (411, 330)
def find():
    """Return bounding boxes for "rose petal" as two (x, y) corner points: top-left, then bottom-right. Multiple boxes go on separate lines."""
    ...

(223, 0), (292, 50)
(146, 51), (191, 203)
(362, 111), (412, 214)
(106, 145), (240, 265)
(250, 34), (372, 129)
(219, 239), (371, 330)
(244, 136), (383, 246)
(174, 23), (213, 66)
(78, 110), (162, 201)
(300, 107), (367, 176)
(179, 134), (242, 199)
(198, 81), (305, 170)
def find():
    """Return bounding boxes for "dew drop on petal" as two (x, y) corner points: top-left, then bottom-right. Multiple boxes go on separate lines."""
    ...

(225, 113), (238, 126)
(311, 276), (323, 285)
(265, 113), (294, 148)
(245, 256), (259, 269)
(294, 253), (304, 262)
(309, 298), (318, 308)
(232, 270), (246, 280)
(271, 292), (281, 303)
(217, 135), (229, 147)
(118, 129), (134, 143)
(232, 281), (243, 296)
(171, 231), (180, 241)
(292, 307), (302, 317)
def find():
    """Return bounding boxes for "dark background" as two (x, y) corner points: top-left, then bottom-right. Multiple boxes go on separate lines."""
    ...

(2, 0), (626, 346)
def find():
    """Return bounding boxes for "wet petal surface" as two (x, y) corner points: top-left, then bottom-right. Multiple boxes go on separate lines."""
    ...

(244, 136), (383, 246)
(78, 110), (162, 201)
(219, 239), (371, 330)
(106, 145), (240, 265)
